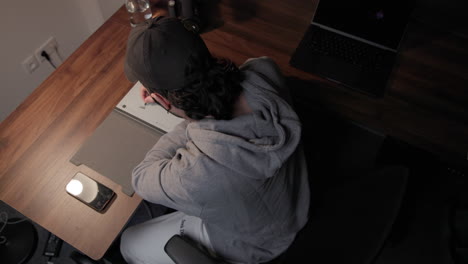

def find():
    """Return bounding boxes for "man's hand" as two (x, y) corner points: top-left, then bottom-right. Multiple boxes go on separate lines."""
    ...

(140, 85), (156, 104)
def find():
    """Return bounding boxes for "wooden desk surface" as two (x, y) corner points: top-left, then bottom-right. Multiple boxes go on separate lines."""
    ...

(0, 0), (467, 260)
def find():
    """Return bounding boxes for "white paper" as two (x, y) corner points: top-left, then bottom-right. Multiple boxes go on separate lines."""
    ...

(115, 82), (184, 132)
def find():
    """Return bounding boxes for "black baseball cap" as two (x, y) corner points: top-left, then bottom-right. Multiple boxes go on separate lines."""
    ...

(124, 17), (211, 92)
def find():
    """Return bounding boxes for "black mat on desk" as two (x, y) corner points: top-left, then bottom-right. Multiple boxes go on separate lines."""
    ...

(70, 109), (164, 196)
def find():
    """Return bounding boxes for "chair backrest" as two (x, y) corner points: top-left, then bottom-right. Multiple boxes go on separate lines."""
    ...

(165, 235), (224, 264)
(282, 165), (408, 264)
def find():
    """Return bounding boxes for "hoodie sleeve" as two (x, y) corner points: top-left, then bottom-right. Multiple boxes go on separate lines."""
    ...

(131, 120), (202, 215)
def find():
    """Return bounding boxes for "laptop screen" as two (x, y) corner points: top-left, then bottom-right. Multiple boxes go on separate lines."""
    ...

(313, 0), (414, 49)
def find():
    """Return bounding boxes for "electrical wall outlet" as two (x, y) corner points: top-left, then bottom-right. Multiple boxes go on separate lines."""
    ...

(22, 55), (40, 74)
(35, 37), (58, 63)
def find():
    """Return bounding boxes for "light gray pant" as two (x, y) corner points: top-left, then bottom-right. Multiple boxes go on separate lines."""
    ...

(120, 211), (214, 264)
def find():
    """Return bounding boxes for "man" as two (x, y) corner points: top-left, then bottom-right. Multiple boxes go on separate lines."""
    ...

(120, 16), (310, 264)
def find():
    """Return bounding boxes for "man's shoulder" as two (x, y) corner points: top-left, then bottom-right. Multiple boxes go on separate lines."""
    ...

(240, 57), (287, 97)
(240, 56), (279, 73)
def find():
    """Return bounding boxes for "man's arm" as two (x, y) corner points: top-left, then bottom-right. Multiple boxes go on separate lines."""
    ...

(131, 120), (202, 214)
(149, 120), (190, 159)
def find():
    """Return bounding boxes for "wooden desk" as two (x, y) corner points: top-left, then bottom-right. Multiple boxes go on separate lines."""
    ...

(0, 0), (467, 260)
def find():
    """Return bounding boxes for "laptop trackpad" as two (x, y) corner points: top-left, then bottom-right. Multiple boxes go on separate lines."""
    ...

(318, 56), (360, 85)
(70, 109), (164, 197)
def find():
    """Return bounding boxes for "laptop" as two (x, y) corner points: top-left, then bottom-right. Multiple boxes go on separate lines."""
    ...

(70, 82), (184, 196)
(290, 0), (414, 97)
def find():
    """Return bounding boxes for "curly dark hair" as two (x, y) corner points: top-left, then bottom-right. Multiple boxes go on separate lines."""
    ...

(148, 53), (245, 120)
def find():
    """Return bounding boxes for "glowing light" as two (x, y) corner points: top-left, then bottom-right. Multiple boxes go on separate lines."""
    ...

(66, 179), (83, 196)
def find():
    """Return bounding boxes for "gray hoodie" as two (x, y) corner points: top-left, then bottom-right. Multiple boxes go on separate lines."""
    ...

(132, 57), (310, 263)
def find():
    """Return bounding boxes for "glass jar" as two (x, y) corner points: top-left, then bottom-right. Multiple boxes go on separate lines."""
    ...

(125, 0), (153, 27)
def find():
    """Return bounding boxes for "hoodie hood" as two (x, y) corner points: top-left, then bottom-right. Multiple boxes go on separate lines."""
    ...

(186, 62), (302, 179)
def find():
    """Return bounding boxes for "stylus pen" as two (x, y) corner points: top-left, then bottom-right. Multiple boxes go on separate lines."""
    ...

(144, 96), (158, 106)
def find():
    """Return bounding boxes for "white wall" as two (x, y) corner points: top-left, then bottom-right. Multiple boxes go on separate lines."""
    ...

(0, 0), (123, 123)
(98, 0), (127, 22)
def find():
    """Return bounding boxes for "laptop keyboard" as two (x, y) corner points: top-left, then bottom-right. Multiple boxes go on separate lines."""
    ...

(304, 25), (389, 71)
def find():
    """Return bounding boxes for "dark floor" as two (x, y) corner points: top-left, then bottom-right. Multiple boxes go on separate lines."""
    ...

(0, 196), (167, 264)
(289, 81), (468, 264)
(373, 138), (468, 264)
(1, 80), (467, 263)
(0, 200), (77, 264)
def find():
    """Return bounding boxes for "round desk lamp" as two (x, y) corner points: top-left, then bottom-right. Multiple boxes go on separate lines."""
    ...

(0, 218), (38, 264)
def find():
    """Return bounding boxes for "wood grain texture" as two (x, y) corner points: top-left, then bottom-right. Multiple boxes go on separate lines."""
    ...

(0, 0), (468, 259)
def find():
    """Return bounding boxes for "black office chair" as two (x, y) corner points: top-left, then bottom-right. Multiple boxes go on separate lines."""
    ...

(164, 235), (224, 264)
(163, 234), (288, 264)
